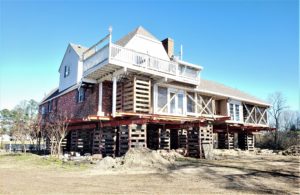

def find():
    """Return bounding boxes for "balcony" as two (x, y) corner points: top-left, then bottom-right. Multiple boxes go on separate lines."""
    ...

(83, 43), (201, 85)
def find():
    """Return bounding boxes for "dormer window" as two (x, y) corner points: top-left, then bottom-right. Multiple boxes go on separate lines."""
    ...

(64, 65), (70, 78)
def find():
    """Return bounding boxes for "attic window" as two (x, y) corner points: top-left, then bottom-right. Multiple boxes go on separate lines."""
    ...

(64, 66), (70, 78)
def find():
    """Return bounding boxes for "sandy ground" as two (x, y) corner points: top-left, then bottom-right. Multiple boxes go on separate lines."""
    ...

(0, 152), (299, 195)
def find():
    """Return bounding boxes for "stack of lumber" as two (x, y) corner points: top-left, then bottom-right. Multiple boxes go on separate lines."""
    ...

(101, 127), (117, 157)
(187, 127), (200, 158)
(159, 128), (170, 150)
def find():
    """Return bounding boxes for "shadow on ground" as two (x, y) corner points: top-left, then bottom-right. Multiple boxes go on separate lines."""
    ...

(166, 156), (300, 194)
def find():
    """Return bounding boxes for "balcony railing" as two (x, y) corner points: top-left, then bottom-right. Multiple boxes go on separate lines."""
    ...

(83, 44), (109, 72)
(83, 43), (200, 81)
(110, 43), (178, 75)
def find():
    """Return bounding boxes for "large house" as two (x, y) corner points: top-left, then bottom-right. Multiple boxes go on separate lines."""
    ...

(39, 26), (271, 158)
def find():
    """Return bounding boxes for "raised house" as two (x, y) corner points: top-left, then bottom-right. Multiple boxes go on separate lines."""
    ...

(39, 26), (271, 158)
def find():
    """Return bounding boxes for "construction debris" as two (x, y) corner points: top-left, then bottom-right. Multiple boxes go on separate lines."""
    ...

(92, 148), (183, 174)
(282, 145), (300, 156)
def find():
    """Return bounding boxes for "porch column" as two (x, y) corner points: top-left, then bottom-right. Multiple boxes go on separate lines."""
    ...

(97, 82), (104, 116)
(112, 76), (117, 117)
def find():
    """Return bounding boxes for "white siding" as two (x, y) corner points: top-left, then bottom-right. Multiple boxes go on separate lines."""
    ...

(58, 45), (82, 91)
(124, 35), (170, 61)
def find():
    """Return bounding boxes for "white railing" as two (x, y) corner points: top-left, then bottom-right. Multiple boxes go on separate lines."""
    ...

(178, 65), (199, 78)
(110, 43), (177, 75)
(83, 44), (109, 72)
(83, 43), (200, 81)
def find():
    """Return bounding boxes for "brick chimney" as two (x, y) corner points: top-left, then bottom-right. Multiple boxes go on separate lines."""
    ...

(162, 38), (174, 58)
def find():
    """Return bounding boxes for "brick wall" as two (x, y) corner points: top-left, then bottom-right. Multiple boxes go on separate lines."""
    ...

(56, 85), (98, 118)
(102, 81), (112, 115)
(39, 81), (113, 120)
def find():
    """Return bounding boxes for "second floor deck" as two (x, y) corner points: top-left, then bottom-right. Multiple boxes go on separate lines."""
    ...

(82, 36), (202, 86)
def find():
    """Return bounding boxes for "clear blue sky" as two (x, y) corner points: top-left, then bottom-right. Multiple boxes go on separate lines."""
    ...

(0, 0), (299, 110)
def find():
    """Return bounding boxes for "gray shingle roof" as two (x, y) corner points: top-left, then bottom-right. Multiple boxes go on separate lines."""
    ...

(115, 26), (159, 47)
(39, 84), (79, 105)
(198, 79), (270, 106)
(70, 43), (88, 56)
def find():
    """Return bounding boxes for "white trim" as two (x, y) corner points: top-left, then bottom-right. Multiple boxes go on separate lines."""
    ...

(112, 76), (117, 118)
(97, 82), (104, 116)
(175, 59), (203, 70)
(228, 99), (243, 122)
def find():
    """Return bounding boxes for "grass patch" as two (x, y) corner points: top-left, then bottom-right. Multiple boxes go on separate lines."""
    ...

(0, 152), (93, 171)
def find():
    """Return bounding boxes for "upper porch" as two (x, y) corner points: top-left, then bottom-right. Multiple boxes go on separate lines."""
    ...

(81, 30), (202, 86)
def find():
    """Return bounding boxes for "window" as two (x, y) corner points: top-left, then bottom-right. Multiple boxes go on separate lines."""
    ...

(235, 104), (240, 121)
(157, 87), (168, 113)
(177, 93), (184, 114)
(170, 92), (176, 114)
(187, 92), (195, 113)
(78, 88), (85, 103)
(229, 103), (234, 120)
(48, 100), (52, 112)
(229, 101), (241, 122)
(41, 106), (46, 115)
(64, 65), (70, 78)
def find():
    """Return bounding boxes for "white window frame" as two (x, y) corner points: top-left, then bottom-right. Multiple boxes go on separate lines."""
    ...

(154, 84), (186, 116)
(227, 99), (243, 122)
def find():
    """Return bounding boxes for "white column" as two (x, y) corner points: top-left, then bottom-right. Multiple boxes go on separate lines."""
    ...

(112, 76), (117, 118)
(153, 84), (158, 114)
(97, 82), (104, 116)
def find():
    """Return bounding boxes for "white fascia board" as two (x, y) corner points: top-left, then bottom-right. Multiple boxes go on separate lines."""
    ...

(108, 59), (199, 85)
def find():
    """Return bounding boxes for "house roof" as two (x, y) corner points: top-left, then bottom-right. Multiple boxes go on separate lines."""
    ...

(198, 79), (271, 106)
(115, 26), (159, 47)
(40, 87), (59, 104)
(58, 43), (88, 72)
(39, 84), (79, 105)
(70, 43), (88, 56)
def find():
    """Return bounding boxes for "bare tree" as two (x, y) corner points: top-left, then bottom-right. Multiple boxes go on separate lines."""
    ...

(281, 110), (297, 131)
(268, 92), (288, 148)
(45, 112), (69, 157)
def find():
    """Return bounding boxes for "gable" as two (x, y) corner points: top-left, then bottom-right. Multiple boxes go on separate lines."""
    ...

(116, 26), (170, 61)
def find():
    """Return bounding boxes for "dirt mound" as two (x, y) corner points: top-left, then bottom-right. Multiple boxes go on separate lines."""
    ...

(282, 145), (300, 156)
(92, 148), (182, 175)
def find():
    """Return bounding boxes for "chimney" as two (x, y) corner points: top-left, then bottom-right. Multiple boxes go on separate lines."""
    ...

(162, 38), (174, 58)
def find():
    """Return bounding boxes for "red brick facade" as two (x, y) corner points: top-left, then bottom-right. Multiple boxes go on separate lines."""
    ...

(40, 81), (113, 119)
(102, 81), (112, 116)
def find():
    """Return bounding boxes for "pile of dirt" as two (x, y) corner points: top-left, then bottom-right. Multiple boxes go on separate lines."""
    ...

(92, 148), (182, 174)
(282, 145), (300, 156)
(213, 149), (252, 157)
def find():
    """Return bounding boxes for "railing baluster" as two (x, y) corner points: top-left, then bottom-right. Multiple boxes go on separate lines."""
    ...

(83, 43), (199, 83)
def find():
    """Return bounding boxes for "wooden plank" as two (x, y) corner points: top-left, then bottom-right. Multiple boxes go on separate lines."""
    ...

(135, 85), (150, 90)
(135, 89), (150, 94)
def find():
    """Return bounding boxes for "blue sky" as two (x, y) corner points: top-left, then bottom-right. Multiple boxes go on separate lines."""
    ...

(0, 0), (299, 110)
